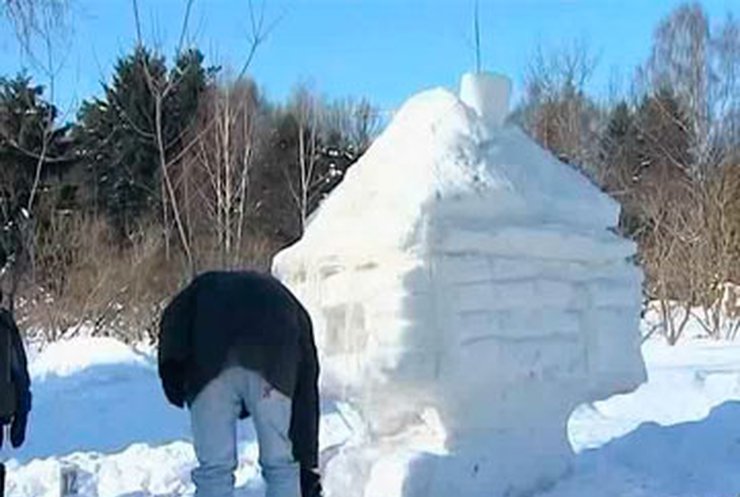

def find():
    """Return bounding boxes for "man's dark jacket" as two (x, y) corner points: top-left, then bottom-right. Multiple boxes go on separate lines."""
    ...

(0, 309), (31, 449)
(158, 271), (321, 473)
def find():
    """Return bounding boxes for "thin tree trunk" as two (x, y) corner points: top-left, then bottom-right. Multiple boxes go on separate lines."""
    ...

(155, 96), (194, 274)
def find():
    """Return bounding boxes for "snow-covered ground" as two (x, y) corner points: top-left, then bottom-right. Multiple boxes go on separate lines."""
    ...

(556, 338), (740, 497)
(1, 331), (739, 497)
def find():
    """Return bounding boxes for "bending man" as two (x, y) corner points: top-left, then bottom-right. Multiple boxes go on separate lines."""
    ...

(158, 271), (322, 497)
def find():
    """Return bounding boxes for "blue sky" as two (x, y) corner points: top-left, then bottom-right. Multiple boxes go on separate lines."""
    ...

(0, 0), (736, 115)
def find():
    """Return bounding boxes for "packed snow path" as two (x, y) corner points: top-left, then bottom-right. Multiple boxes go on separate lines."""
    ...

(1, 335), (738, 497)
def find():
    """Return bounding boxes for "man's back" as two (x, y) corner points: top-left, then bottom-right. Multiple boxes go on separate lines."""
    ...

(160, 270), (309, 403)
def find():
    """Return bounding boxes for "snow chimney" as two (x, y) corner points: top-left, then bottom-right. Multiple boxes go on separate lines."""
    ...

(459, 72), (511, 128)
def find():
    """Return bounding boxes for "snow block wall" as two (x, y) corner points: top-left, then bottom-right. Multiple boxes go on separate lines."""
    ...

(273, 73), (647, 497)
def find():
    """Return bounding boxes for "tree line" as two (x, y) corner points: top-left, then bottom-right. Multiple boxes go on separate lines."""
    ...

(515, 3), (739, 343)
(1, 1), (738, 345)
(0, 35), (380, 340)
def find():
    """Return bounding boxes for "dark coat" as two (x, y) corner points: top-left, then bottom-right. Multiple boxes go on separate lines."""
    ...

(0, 309), (31, 449)
(158, 270), (321, 471)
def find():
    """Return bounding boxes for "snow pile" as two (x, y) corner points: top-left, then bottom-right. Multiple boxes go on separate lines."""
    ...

(548, 338), (740, 497)
(29, 337), (149, 381)
(569, 338), (740, 451)
(5, 442), (198, 497)
(274, 73), (646, 496)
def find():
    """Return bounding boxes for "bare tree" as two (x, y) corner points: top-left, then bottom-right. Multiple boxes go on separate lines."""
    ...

(525, 39), (598, 101)
(521, 39), (602, 179)
(130, 0), (197, 270)
(1, 0), (67, 52)
(130, 0), (273, 275)
(690, 160), (740, 339)
(325, 97), (382, 155)
(636, 121), (740, 344)
(182, 78), (264, 269)
(647, 4), (710, 136)
(1, 0), (71, 313)
(285, 85), (322, 233)
(642, 4), (739, 174)
(632, 6), (740, 343)
(639, 176), (700, 345)
(712, 14), (740, 147)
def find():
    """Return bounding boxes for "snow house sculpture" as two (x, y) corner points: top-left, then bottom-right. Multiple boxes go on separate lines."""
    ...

(274, 73), (647, 497)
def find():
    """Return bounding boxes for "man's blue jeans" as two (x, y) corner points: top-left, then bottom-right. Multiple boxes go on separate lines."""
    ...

(189, 367), (300, 497)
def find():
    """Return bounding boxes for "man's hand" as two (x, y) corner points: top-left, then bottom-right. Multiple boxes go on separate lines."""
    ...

(10, 410), (27, 448)
(6, 387), (32, 448)
(300, 466), (323, 497)
(0, 408), (29, 449)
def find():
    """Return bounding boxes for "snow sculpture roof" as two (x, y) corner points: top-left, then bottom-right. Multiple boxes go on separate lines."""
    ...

(286, 74), (626, 263)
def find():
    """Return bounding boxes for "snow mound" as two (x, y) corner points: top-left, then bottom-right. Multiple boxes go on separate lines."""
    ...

(30, 337), (149, 381)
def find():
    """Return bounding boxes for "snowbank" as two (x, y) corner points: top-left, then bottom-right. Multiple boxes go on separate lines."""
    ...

(548, 338), (740, 497)
(29, 337), (149, 381)
(274, 73), (646, 496)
